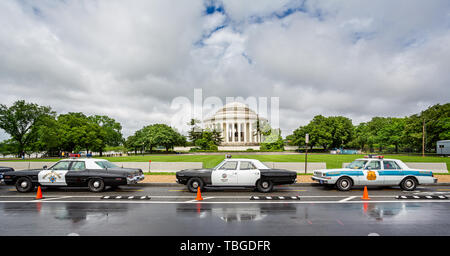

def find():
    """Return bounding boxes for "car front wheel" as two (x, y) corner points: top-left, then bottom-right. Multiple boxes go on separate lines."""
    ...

(336, 177), (353, 191)
(88, 178), (105, 192)
(187, 178), (204, 193)
(15, 177), (34, 193)
(256, 180), (273, 193)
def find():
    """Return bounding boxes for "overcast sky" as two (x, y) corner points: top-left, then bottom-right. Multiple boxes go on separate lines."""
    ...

(1, 0), (449, 140)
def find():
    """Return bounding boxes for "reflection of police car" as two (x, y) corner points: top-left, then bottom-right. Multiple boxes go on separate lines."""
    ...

(2, 158), (144, 193)
(312, 156), (437, 191)
(176, 159), (297, 193)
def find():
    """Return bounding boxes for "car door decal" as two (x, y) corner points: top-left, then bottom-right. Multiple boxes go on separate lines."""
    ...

(366, 171), (377, 180)
(38, 170), (68, 185)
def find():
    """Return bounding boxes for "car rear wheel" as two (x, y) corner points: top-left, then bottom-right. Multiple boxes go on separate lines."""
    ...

(336, 177), (353, 191)
(400, 177), (417, 191)
(187, 178), (204, 193)
(15, 177), (34, 193)
(88, 178), (105, 192)
(256, 180), (273, 193)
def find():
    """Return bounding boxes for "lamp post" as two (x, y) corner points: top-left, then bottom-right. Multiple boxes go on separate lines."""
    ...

(305, 134), (309, 174)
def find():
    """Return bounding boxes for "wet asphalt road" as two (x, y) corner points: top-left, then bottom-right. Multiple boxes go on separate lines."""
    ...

(1, 184), (450, 236)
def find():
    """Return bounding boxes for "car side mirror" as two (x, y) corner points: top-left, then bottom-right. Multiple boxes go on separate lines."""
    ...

(43, 165), (48, 170)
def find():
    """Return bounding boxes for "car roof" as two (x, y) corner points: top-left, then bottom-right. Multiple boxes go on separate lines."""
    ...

(59, 158), (107, 162)
(355, 158), (398, 161)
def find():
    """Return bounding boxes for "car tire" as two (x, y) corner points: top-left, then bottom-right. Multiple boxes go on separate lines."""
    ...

(256, 180), (273, 193)
(187, 178), (204, 193)
(15, 177), (34, 193)
(336, 177), (353, 191)
(88, 178), (105, 192)
(400, 177), (417, 191)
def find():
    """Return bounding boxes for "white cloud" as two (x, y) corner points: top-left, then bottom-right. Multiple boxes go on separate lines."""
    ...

(0, 0), (449, 141)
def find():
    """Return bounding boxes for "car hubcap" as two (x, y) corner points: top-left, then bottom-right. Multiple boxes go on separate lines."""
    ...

(93, 181), (100, 188)
(262, 182), (269, 188)
(21, 181), (28, 188)
(341, 180), (348, 188)
(406, 180), (413, 188)
(192, 182), (198, 188)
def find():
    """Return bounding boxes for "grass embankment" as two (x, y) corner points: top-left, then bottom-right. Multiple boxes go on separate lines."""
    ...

(3, 154), (448, 171)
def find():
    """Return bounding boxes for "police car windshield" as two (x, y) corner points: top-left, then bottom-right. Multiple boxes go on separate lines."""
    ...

(347, 160), (367, 169)
(95, 161), (118, 169)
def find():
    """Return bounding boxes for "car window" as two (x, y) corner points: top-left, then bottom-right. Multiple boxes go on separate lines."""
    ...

(346, 160), (367, 169)
(219, 161), (238, 170)
(239, 161), (256, 170)
(366, 160), (381, 170)
(383, 161), (400, 170)
(95, 161), (118, 169)
(51, 161), (71, 170)
(70, 161), (86, 171)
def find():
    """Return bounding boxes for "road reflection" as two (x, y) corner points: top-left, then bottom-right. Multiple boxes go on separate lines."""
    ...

(176, 203), (297, 223)
(362, 202), (407, 221)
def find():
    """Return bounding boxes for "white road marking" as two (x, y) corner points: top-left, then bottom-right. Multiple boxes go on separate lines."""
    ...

(35, 196), (73, 202)
(339, 196), (357, 202)
(368, 233), (380, 236)
(1, 200), (450, 204)
(185, 197), (215, 202)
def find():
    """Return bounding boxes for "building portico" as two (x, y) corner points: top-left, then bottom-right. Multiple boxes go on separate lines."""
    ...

(203, 102), (266, 146)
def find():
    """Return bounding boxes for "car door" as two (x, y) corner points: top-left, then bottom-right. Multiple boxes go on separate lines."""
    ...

(237, 161), (260, 186)
(361, 160), (384, 185)
(65, 161), (89, 186)
(381, 160), (402, 185)
(38, 161), (70, 186)
(211, 161), (238, 186)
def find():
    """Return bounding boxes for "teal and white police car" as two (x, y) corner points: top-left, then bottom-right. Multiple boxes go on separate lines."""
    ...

(311, 156), (437, 191)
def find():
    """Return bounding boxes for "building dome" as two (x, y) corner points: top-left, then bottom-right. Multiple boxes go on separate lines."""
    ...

(203, 102), (267, 146)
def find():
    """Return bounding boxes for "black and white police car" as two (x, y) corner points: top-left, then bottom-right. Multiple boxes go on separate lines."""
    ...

(176, 158), (297, 193)
(2, 158), (144, 193)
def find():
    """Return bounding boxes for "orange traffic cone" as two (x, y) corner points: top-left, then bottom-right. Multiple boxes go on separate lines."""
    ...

(195, 187), (203, 201)
(361, 186), (370, 200)
(35, 186), (43, 200)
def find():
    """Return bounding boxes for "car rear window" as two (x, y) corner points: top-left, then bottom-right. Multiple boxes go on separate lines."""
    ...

(95, 161), (118, 169)
(70, 161), (86, 171)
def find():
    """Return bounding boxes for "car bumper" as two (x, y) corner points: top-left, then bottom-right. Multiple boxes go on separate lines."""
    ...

(433, 178), (438, 183)
(127, 174), (145, 184)
(311, 176), (330, 184)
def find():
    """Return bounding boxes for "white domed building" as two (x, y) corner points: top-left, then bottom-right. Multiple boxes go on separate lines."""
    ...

(203, 102), (267, 146)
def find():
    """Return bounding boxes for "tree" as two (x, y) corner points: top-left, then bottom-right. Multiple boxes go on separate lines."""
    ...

(129, 124), (186, 153)
(0, 100), (54, 157)
(89, 115), (123, 156)
(187, 119), (202, 144)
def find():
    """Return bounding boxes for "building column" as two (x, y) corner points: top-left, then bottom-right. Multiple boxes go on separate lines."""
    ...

(245, 122), (249, 143)
(237, 122), (242, 143)
(249, 122), (253, 143)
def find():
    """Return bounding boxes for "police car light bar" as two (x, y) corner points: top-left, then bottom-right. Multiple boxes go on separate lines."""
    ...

(364, 155), (384, 159)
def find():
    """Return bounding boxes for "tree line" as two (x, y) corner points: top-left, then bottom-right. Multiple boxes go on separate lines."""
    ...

(0, 100), (448, 157)
(286, 103), (449, 153)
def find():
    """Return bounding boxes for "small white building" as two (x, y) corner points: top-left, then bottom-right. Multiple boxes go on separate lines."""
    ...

(437, 140), (450, 155)
(203, 102), (267, 146)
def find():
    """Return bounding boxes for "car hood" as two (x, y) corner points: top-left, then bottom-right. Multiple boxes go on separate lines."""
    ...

(314, 168), (358, 174)
(176, 168), (213, 175)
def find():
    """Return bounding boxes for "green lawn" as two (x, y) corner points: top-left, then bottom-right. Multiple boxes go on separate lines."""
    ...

(2, 154), (449, 171)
